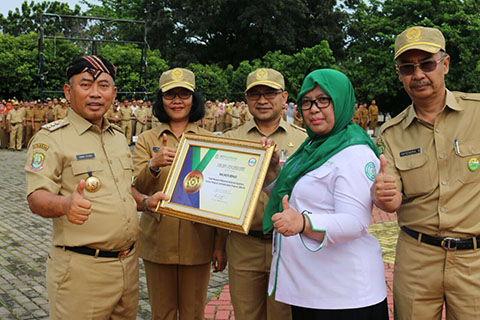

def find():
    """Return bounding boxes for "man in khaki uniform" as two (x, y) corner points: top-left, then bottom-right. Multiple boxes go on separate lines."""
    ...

(368, 99), (379, 136)
(0, 103), (7, 148)
(120, 99), (133, 144)
(32, 101), (47, 135)
(204, 100), (216, 131)
(223, 68), (306, 320)
(45, 99), (56, 123)
(358, 103), (369, 131)
(106, 103), (122, 125)
(7, 101), (25, 150)
(134, 103), (147, 137)
(54, 99), (69, 120)
(145, 102), (152, 130)
(25, 55), (167, 320)
(374, 26), (480, 320)
(231, 101), (242, 128)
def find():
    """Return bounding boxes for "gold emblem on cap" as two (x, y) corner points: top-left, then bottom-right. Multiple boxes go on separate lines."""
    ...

(85, 175), (101, 192)
(256, 68), (268, 80)
(406, 27), (421, 41)
(172, 68), (184, 80)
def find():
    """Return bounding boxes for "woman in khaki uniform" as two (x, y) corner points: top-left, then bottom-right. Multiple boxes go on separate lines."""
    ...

(133, 68), (227, 320)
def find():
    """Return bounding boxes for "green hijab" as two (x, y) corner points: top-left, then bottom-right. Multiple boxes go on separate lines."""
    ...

(263, 69), (379, 233)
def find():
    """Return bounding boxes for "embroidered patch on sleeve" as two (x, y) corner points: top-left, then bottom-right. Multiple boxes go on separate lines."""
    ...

(365, 161), (376, 181)
(30, 153), (45, 171)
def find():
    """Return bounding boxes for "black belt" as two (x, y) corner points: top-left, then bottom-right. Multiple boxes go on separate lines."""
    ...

(34, 121), (43, 123)
(232, 115), (240, 119)
(57, 243), (135, 258)
(248, 230), (273, 240)
(401, 226), (480, 251)
(10, 122), (19, 125)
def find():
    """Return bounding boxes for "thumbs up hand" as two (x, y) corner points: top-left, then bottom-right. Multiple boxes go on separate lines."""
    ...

(372, 154), (401, 212)
(272, 195), (304, 237)
(66, 179), (92, 225)
(151, 133), (177, 169)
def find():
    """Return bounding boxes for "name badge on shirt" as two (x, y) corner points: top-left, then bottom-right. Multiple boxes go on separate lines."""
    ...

(76, 153), (95, 160)
(399, 148), (421, 157)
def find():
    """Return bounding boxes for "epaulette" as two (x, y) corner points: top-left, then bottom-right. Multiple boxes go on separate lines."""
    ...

(42, 119), (69, 132)
(379, 108), (409, 135)
(111, 123), (124, 134)
(289, 122), (307, 132)
(455, 92), (480, 102)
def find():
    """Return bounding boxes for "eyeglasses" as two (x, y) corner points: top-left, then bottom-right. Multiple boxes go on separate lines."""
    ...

(162, 91), (193, 100)
(300, 96), (332, 111)
(246, 91), (283, 100)
(396, 55), (446, 76)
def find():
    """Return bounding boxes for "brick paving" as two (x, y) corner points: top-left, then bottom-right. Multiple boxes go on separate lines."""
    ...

(0, 147), (442, 320)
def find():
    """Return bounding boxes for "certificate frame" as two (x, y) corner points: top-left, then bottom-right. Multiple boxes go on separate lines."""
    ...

(156, 133), (274, 234)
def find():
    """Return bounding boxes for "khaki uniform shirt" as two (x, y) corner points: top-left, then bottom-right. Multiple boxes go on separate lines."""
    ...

(120, 105), (132, 120)
(133, 123), (226, 264)
(46, 106), (55, 122)
(25, 107), (34, 122)
(379, 90), (480, 237)
(205, 106), (215, 119)
(7, 108), (25, 123)
(134, 108), (146, 122)
(107, 109), (122, 123)
(231, 106), (241, 119)
(222, 118), (307, 231)
(25, 109), (137, 250)
(33, 107), (46, 123)
(55, 105), (69, 119)
(359, 107), (369, 120)
(369, 104), (379, 117)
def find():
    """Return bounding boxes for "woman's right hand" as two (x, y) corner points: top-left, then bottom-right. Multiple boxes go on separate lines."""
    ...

(151, 133), (177, 168)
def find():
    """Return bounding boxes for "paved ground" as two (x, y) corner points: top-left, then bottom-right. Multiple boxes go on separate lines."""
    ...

(0, 148), (228, 319)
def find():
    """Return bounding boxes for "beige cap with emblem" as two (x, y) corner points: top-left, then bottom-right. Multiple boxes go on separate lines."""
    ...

(159, 68), (195, 92)
(394, 26), (446, 60)
(245, 68), (285, 92)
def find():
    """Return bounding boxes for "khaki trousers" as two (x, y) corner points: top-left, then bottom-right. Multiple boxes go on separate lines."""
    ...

(135, 122), (145, 137)
(394, 229), (480, 320)
(9, 123), (23, 150)
(143, 260), (210, 320)
(121, 120), (132, 143)
(47, 246), (138, 320)
(205, 120), (215, 132)
(0, 126), (7, 148)
(226, 232), (291, 320)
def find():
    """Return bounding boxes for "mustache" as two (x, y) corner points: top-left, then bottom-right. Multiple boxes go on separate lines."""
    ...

(410, 81), (432, 89)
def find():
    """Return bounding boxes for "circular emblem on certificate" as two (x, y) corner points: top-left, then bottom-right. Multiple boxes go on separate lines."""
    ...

(85, 175), (101, 192)
(183, 170), (203, 194)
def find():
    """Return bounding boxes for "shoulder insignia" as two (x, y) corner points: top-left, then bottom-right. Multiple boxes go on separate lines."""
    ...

(42, 119), (69, 132)
(111, 124), (124, 134)
(454, 92), (480, 102)
(289, 123), (307, 132)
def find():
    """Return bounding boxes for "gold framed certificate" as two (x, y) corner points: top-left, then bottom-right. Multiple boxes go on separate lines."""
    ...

(156, 133), (274, 234)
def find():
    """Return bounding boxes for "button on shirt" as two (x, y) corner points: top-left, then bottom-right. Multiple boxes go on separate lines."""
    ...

(25, 109), (137, 250)
(379, 90), (480, 237)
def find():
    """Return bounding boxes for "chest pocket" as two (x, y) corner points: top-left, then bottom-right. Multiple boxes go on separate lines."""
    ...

(71, 159), (111, 198)
(394, 154), (434, 197)
(455, 140), (480, 184)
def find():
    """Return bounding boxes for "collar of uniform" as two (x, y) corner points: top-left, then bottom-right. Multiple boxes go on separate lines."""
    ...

(155, 122), (201, 138)
(68, 108), (114, 135)
(403, 89), (461, 129)
(244, 117), (288, 135)
(445, 89), (463, 112)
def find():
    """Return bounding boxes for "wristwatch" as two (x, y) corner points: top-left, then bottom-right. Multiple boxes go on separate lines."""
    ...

(148, 159), (161, 176)
(142, 196), (154, 214)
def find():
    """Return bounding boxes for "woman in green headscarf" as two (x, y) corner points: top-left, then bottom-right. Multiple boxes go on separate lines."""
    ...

(263, 69), (388, 319)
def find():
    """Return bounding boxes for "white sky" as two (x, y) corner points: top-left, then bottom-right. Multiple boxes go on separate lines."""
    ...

(0, 0), (99, 16)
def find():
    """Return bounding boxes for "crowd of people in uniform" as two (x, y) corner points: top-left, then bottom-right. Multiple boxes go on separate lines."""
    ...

(8, 24), (480, 320)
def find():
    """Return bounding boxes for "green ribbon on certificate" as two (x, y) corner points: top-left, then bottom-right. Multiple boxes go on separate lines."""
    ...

(183, 147), (218, 194)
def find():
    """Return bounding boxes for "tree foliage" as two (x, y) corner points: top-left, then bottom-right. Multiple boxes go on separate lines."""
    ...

(0, 0), (479, 116)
